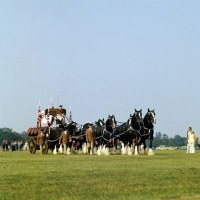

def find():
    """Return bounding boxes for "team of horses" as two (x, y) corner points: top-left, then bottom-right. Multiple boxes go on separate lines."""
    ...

(46, 108), (156, 155)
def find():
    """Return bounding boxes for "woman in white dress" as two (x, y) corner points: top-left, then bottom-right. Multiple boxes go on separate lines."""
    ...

(187, 127), (196, 153)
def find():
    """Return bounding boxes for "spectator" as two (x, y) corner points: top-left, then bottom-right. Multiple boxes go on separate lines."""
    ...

(2, 140), (5, 151)
(187, 127), (196, 153)
(15, 141), (18, 151)
(5, 140), (8, 151)
(23, 141), (29, 151)
(11, 140), (14, 151)
(18, 141), (23, 151)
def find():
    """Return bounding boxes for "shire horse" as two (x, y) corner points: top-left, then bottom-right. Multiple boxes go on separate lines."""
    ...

(115, 109), (142, 155)
(68, 122), (88, 152)
(105, 115), (117, 146)
(94, 118), (105, 148)
(47, 121), (79, 152)
(93, 115), (117, 154)
(75, 121), (104, 154)
(140, 109), (156, 155)
(70, 122), (98, 153)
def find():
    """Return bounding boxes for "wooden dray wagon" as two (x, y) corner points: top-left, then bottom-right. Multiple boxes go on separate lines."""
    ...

(26, 108), (67, 154)
(26, 127), (49, 154)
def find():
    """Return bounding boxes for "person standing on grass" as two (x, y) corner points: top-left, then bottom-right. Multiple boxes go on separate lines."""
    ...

(187, 127), (196, 153)
(86, 123), (95, 155)
(37, 129), (45, 155)
(2, 140), (5, 151)
(198, 138), (200, 149)
(59, 128), (69, 155)
(12, 141), (15, 151)
(5, 140), (8, 151)
(11, 140), (14, 151)
(18, 141), (23, 151)
(15, 140), (18, 151)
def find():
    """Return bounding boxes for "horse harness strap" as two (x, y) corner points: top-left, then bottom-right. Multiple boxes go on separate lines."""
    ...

(138, 125), (154, 137)
(129, 125), (141, 133)
(48, 137), (60, 142)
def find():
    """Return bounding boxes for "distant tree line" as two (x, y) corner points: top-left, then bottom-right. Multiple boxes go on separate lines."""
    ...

(0, 128), (28, 146)
(0, 128), (198, 148)
(145, 133), (199, 147)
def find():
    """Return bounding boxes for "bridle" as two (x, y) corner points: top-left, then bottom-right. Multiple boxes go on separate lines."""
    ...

(147, 112), (156, 124)
(134, 112), (142, 123)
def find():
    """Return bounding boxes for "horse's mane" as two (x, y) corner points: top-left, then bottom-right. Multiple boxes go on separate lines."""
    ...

(131, 114), (137, 126)
(106, 115), (116, 125)
(143, 113), (153, 128)
(143, 114), (148, 123)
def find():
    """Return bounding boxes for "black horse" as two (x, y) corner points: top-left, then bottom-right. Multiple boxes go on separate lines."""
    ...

(94, 118), (105, 148)
(46, 125), (65, 152)
(139, 109), (156, 154)
(106, 115), (117, 133)
(104, 115), (117, 147)
(95, 118), (105, 127)
(69, 122), (91, 151)
(115, 109), (143, 154)
(93, 115), (117, 151)
(93, 115), (117, 154)
(47, 122), (79, 152)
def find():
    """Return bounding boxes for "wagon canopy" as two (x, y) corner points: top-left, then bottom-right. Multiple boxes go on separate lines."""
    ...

(45, 108), (66, 116)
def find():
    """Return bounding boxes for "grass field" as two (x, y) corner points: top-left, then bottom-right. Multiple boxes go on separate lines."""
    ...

(0, 149), (200, 200)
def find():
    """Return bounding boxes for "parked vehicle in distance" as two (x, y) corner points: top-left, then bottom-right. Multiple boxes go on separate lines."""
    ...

(179, 146), (187, 150)
(160, 145), (168, 150)
(168, 146), (175, 150)
(155, 145), (168, 150)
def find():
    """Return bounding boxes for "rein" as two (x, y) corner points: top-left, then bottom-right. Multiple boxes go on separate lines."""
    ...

(48, 137), (60, 142)
(138, 125), (154, 137)
(98, 124), (142, 142)
(116, 121), (124, 124)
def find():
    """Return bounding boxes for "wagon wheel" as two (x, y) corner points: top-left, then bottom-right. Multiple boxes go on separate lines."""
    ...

(29, 137), (36, 154)
(42, 141), (48, 155)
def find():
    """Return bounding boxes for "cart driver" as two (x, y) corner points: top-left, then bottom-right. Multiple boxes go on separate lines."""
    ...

(56, 105), (64, 123)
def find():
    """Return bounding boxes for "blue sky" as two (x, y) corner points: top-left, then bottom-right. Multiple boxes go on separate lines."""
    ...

(0, 1), (200, 137)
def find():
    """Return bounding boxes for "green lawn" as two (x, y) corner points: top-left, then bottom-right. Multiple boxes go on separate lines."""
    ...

(0, 150), (200, 200)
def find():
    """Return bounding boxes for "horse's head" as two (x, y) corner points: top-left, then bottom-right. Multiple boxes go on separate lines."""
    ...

(72, 121), (80, 131)
(42, 127), (51, 139)
(106, 115), (117, 130)
(80, 122), (93, 134)
(147, 108), (156, 124)
(133, 109), (143, 123)
(127, 117), (131, 125)
(67, 121), (79, 134)
(96, 118), (105, 126)
(129, 109), (142, 128)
